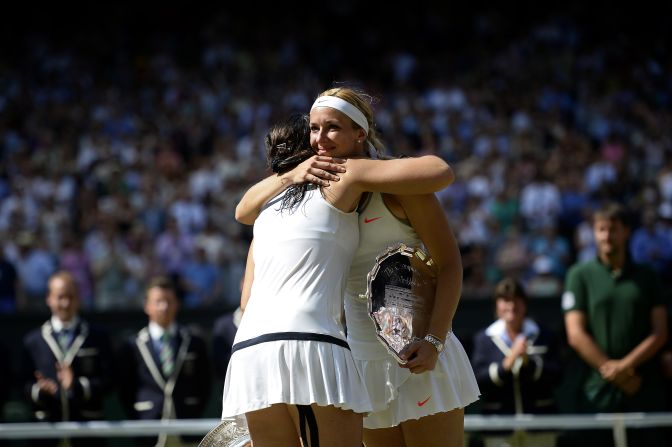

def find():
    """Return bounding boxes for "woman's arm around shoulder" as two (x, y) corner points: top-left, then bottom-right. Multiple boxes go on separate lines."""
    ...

(345, 155), (454, 196)
(234, 156), (346, 224)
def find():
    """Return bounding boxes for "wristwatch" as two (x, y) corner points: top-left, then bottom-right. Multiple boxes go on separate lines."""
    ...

(424, 333), (444, 353)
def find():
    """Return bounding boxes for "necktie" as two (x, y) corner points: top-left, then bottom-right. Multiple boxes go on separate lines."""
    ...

(159, 332), (175, 377)
(57, 329), (71, 352)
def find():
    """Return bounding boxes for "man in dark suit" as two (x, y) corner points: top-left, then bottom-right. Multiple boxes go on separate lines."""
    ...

(119, 276), (211, 447)
(21, 271), (114, 447)
(471, 277), (561, 446)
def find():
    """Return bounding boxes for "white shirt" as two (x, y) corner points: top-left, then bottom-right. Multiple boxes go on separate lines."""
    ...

(51, 315), (80, 333)
(148, 321), (177, 351)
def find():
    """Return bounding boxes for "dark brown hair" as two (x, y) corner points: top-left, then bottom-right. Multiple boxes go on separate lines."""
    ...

(265, 114), (315, 212)
(592, 202), (631, 227)
(494, 277), (527, 303)
(145, 276), (177, 297)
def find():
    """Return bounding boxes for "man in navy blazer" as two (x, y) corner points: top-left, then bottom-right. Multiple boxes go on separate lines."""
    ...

(119, 276), (211, 447)
(21, 271), (114, 447)
(470, 278), (561, 447)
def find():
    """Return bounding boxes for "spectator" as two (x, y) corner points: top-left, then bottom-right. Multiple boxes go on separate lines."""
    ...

(493, 224), (530, 281)
(629, 207), (672, 276)
(527, 225), (571, 279)
(118, 276), (211, 447)
(471, 277), (561, 447)
(58, 232), (94, 310)
(519, 170), (561, 231)
(153, 217), (194, 277)
(0, 6), (670, 311)
(179, 246), (220, 308)
(20, 271), (114, 447)
(526, 255), (563, 298)
(13, 232), (57, 311)
(563, 202), (668, 446)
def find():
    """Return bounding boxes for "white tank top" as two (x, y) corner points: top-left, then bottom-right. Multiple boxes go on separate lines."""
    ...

(234, 187), (359, 345)
(345, 193), (423, 358)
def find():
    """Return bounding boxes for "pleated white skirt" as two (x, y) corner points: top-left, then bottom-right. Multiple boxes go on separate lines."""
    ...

(357, 331), (481, 429)
(221, 339), (373, 418)
(345, 293), (480, 428)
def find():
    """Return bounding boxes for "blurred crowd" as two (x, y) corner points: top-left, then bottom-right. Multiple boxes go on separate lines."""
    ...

(1, 6), (671, 313)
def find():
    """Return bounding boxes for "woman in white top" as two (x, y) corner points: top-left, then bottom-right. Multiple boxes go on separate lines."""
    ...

(236, 87), (479, 447)
(225, 110), (454, 447)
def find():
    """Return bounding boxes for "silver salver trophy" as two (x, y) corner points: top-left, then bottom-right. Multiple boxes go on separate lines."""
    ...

(198, 417), (251, 447)
(362, 243), (437, 364)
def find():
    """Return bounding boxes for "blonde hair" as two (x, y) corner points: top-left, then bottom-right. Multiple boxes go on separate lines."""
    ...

(318, 87), (385, 156)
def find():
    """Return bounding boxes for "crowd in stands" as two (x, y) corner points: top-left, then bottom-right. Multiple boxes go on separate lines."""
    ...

(1, 6), (671, 313)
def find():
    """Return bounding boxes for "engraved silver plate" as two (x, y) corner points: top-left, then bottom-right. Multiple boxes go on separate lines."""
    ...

(198, 419), (251, 447)
(363, 243), (437, 364)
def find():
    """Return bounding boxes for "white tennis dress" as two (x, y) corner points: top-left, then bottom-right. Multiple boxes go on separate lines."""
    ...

(345, 192), (480, 429)
(221, 187), (372, 417)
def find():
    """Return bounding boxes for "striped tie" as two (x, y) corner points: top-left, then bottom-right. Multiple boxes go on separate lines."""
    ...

(160, 332), (175, 377)
(58, 329), (71, 352)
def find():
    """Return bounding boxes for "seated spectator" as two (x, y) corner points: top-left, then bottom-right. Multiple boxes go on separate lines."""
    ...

(471, 277), (561, 447)
(629, 207), (672, 277)
(527, 225), (571, 278)
(179, 246), (220, 308)
(493, 225), (530, 281)
(526, 255), (563, 298)
(13, 232), (57, 311)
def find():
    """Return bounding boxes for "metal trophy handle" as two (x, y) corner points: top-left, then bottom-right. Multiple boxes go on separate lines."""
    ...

(364, 243), (438, 364)
(198, 418), (251, 447)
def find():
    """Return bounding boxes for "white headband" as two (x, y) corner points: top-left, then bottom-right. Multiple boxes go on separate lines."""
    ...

(311, 96), (369, 135)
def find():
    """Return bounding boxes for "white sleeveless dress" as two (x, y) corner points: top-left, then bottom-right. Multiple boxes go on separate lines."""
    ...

(222, 187), (372, 417)
(345, 192), (479, 428)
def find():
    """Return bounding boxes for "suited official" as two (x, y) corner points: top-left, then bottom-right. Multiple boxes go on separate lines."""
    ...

(119, 276), (211, 447)
(470, 278), (561, 447)
(21, 271), (114, 447)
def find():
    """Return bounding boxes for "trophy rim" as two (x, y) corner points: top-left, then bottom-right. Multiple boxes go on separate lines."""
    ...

(198, 419), (251, 447)
(364, 243), (436, 364)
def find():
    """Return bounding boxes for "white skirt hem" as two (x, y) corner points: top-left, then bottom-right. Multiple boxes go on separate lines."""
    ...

(221, 338), (373, 418)
(355, 332), (481, 429)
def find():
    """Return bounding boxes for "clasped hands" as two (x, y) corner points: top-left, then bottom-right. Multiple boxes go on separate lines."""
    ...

(599, 359), (641, 395)
(502, 336), (529, 371)
(34, 363), (75, 396)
